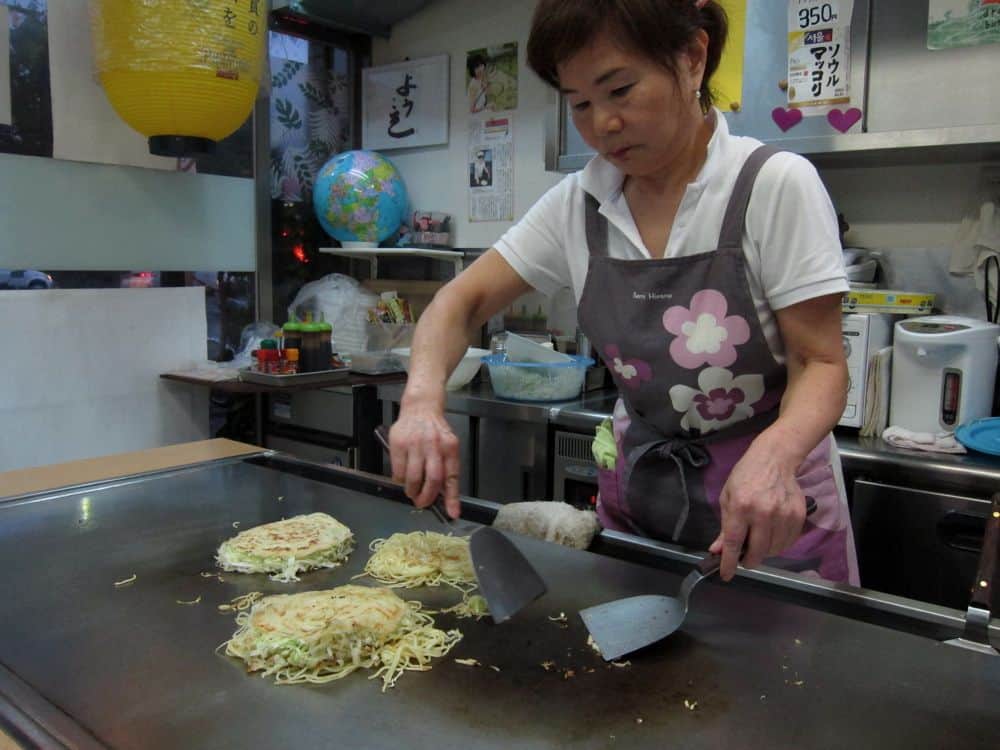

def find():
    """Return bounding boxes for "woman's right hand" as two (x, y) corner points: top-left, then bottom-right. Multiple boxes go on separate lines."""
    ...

(389, 404), (462, 518)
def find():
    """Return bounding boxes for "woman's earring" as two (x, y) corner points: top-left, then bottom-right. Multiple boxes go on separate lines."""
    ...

(695, 90), (702, 100)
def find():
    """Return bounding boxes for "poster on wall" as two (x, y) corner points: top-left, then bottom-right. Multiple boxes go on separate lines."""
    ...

(468, 115), (513, 222)
(928, 0), (1000, 50)
(465, 42), (518, 114)
(362, 54), (449, 151)
(713, 1), (746, 112)
(786, 0), (854, 114)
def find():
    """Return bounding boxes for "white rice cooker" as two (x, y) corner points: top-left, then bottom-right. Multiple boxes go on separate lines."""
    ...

(889, 316), (1000, 433)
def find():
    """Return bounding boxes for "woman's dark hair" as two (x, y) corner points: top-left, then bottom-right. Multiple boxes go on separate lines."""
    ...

(527, 0), (727, 113)
(467, 53), (487, 78)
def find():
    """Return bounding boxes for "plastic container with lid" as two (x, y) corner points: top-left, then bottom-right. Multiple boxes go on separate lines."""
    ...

(482, 353), (593, 402)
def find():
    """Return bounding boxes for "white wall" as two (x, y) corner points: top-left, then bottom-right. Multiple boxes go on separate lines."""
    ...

(819, 162), (988, 250)
(0, 288), (211, 473)
(372, 0), (561, 250)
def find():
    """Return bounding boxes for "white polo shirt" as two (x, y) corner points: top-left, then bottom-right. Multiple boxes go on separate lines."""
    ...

(494, 110), (848, 362)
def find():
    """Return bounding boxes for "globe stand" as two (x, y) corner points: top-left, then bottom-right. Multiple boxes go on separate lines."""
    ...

(149, 136), (217, 158)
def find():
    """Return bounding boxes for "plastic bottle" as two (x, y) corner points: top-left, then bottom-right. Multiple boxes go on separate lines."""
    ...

(285, 348), (299, 374)
(299, 314), (321, 373)
(282, 318), (303, 352)
(317, 313), (334, 371)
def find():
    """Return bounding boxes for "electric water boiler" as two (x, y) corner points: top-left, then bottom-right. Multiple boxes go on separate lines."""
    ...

(889, 316), (1000, 434)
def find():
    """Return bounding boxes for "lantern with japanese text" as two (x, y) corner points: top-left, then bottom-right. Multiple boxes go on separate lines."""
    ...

(89, 0), (266, 156)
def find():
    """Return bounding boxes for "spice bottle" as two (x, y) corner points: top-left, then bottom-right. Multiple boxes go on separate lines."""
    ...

(259, 339), (279, 374)
(285, 348), (299, 374)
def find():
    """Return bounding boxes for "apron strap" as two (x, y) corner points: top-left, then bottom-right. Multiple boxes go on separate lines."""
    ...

(584, 193), (610, 258)
(717, 145), (782, 250)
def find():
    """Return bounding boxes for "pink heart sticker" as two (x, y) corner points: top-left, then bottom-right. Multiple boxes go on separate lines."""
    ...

(771, 107), (803, 132)
(827, 107), (862, 133)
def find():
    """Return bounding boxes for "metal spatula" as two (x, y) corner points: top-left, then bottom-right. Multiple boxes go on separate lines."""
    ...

(581, 497), (819, 661)
(944, 493), (999, 656)
(374, 425), (547, 623)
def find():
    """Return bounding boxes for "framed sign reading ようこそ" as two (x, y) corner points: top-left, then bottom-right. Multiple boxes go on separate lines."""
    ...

(362, 54), (450, 151)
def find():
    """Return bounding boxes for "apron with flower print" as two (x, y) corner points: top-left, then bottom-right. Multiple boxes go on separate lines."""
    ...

(578, 146), (859, 585)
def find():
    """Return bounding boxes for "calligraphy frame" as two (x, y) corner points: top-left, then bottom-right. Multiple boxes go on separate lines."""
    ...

(361, 54), (449, 151)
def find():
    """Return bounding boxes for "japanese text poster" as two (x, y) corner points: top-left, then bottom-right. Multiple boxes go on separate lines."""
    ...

(928, 0), (1000, 50)
(787, 0), (853, 113)
(465, 42), (518, 114)
(362, 54), (449, 151)
(468, 116), (513, 222)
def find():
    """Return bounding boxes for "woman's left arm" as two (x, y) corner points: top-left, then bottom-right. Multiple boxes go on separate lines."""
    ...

(709, 292), (847, 581)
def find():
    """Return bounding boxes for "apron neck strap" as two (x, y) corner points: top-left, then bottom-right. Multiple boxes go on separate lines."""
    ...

(584, 193), (610, 258)
(717, 145), (782, 250)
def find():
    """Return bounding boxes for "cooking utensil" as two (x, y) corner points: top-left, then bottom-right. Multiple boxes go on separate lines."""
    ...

(374, 425), (547, 623)
(944, 493), (999, 656)
(581, 497), (819, 661)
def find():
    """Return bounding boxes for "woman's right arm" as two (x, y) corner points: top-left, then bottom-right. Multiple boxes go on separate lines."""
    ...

(389, 249), (533, 516)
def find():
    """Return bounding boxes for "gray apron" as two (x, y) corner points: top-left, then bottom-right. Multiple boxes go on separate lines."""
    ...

(578, 146), (856, 583)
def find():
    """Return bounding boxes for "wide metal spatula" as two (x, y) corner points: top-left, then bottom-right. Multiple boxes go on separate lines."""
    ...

(944, 493), (998, 656)
(374, 425), (547, 623)
(581, 553), (722, 661)
(582, 497), (819, 661)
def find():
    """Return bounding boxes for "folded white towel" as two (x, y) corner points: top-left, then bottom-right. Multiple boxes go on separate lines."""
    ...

(882, 426), (967, 454)
(860, 347), (893, 438)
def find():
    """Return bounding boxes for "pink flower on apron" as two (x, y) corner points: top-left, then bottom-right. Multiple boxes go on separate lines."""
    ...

(663, 289), (750, 369)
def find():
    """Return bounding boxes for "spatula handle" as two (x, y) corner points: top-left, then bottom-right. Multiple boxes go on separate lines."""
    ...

(374, 425), (452, 525)
(969, 494), (999, 611)
(699, 495), (818, 576)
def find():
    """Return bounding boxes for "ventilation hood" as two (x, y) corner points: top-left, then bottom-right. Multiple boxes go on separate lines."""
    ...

(274, 0), (435, 38)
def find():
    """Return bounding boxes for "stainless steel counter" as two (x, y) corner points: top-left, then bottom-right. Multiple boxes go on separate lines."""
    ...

(378, 383), (1000, 497)
(1, 453), (997, 749)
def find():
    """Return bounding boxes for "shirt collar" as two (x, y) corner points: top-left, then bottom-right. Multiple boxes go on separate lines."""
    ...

(579, 107), (728, 205)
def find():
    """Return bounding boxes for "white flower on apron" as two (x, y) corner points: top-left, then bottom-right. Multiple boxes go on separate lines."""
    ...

(668, 367), (764, 433)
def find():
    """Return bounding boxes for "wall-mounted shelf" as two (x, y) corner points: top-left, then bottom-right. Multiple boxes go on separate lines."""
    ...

(319, 247), (466, 279)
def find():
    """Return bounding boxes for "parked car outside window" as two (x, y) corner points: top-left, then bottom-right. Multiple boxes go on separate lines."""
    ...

(0, 270), (54, 289)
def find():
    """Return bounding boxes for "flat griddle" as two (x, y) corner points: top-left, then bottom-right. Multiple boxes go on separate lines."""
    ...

(0, 455), (997, 750)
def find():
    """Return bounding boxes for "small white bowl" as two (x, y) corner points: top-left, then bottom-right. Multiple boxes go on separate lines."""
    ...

(391, 347), (490, 390)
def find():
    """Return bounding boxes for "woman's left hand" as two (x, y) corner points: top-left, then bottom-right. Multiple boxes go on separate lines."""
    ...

(708, 436), (806, 582)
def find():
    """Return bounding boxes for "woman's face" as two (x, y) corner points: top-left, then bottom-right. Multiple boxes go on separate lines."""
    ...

(557, 31), (707, 178)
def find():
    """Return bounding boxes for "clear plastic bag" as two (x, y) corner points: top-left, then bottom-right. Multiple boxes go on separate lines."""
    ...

(220, 321), (281, 369)
(287, 274), (378, 354)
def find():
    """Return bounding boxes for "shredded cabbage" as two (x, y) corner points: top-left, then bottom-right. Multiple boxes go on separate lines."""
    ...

(592, 417), (618, 470)
(438, 593), (489, 620)
(216, 538), (355, 582)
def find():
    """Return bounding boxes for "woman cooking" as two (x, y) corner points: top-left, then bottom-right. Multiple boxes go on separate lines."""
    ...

(388, 0), (859, 585)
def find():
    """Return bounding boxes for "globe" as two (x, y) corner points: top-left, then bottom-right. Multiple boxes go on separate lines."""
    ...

(313, 150), (409, 246)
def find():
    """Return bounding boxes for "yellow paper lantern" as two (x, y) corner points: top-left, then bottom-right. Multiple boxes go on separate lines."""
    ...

(89, 0), (266, 156)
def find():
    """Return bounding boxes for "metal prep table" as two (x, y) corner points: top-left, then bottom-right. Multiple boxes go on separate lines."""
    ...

(0, 448), (997, 749)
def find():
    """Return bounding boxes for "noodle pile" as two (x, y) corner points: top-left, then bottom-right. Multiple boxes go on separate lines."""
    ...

(224, 585), (461, 691)
(360, 531), (477, 592)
